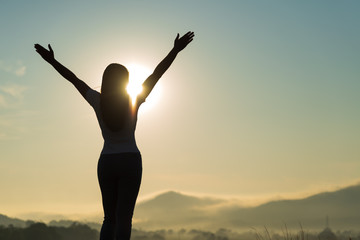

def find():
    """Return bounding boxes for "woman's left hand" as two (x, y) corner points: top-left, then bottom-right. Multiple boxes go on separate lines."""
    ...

(34, 44), (55, 63)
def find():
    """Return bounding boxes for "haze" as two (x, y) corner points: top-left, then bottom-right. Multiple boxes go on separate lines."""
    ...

(1, 1), (359, 220)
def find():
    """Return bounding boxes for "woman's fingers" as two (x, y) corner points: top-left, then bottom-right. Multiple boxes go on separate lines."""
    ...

(181, 32), (194, 42)
(184, 31), (194, 38)
(34, 44), (41, 50)
(48, 44), (53, 53)
(34, 43), (52, 53)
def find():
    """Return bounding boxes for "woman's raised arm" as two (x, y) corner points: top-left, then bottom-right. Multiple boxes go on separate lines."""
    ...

(34, 44), (90, 98)
(140, 31), (194, 100)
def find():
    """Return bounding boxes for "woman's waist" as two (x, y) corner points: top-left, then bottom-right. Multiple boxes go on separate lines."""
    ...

(101, 140), (140, 155)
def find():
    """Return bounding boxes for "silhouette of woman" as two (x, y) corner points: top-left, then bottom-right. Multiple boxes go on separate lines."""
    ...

(34, 31), (194, 240)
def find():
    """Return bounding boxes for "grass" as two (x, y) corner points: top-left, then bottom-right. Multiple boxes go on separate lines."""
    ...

(252, 223), (309, 240)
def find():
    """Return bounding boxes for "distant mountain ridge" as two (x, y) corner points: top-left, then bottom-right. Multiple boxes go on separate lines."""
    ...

(227, 184), (360, 230)
(133, 184), (360, 230)
(2, 184), (360, 231)
(0, 214), (102, 231)
(137, 190), (224, 210)
(0, 214), (27, 228)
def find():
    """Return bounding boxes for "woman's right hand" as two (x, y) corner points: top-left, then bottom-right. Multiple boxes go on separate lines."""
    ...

(34, 44), (55, 63)
(174, 31), (195, 53)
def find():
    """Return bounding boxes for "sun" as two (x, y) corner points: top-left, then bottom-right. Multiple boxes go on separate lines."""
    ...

(126, 63), (150, 105)
(126, 63), (161, 108)
(93, 63), (161, 108)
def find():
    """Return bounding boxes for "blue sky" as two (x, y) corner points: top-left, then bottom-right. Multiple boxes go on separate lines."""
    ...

(1, 0), (360, 218)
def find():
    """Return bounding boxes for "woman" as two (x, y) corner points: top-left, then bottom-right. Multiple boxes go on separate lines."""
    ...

(34, 31), (194, 240)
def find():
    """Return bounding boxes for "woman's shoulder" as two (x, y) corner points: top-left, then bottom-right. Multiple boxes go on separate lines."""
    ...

(135, 94), (146, 108)
(86, 88), (100, 96)
(85, 88), (101, 107)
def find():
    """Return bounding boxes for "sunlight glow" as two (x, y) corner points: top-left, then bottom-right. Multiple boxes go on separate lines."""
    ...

(126, 64), (151, 105)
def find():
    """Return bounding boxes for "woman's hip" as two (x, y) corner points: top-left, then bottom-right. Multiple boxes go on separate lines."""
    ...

(97, 152), (142, 180)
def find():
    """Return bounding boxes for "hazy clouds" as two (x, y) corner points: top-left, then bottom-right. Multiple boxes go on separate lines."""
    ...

(0, 60), (26, 77)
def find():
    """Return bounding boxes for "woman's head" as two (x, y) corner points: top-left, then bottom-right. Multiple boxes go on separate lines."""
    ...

(101, 63), (129, 96)
(100, 63), (131, 132)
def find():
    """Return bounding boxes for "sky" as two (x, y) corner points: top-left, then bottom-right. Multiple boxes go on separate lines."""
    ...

(1, 0), (360, 220)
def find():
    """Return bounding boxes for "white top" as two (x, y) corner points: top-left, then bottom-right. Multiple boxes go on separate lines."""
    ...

(86, 88), (144, 155)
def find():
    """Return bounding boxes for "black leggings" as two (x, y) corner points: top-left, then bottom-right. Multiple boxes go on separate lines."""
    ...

(97, 152), (142, 240)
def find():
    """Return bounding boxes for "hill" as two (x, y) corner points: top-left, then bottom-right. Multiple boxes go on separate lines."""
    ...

(0, 214), (27, 228)
(226, 184), (360, 230)
(2, 184), (360, 231)
(133, 184), (360, 230)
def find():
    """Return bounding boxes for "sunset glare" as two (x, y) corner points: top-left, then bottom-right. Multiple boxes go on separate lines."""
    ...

(126, 64), (151, 105)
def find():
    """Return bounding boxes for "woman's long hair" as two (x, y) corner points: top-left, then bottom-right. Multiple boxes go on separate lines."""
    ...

(100, 63), (130, 132)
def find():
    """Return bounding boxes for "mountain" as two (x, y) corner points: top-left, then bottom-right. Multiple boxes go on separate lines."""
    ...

(133, 185), (360, 230)
(2, 184), (360, 231)
(48, 220), (101, 231)
(134, 191), (226, 229)
(0, 214), (27, 227)
(0, 214), (101, 231)
(227, 184), (360, 230)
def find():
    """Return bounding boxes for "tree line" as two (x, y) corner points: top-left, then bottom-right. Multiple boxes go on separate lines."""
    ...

(1, 222), (360, 240)
(0, 222), (98, 240)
